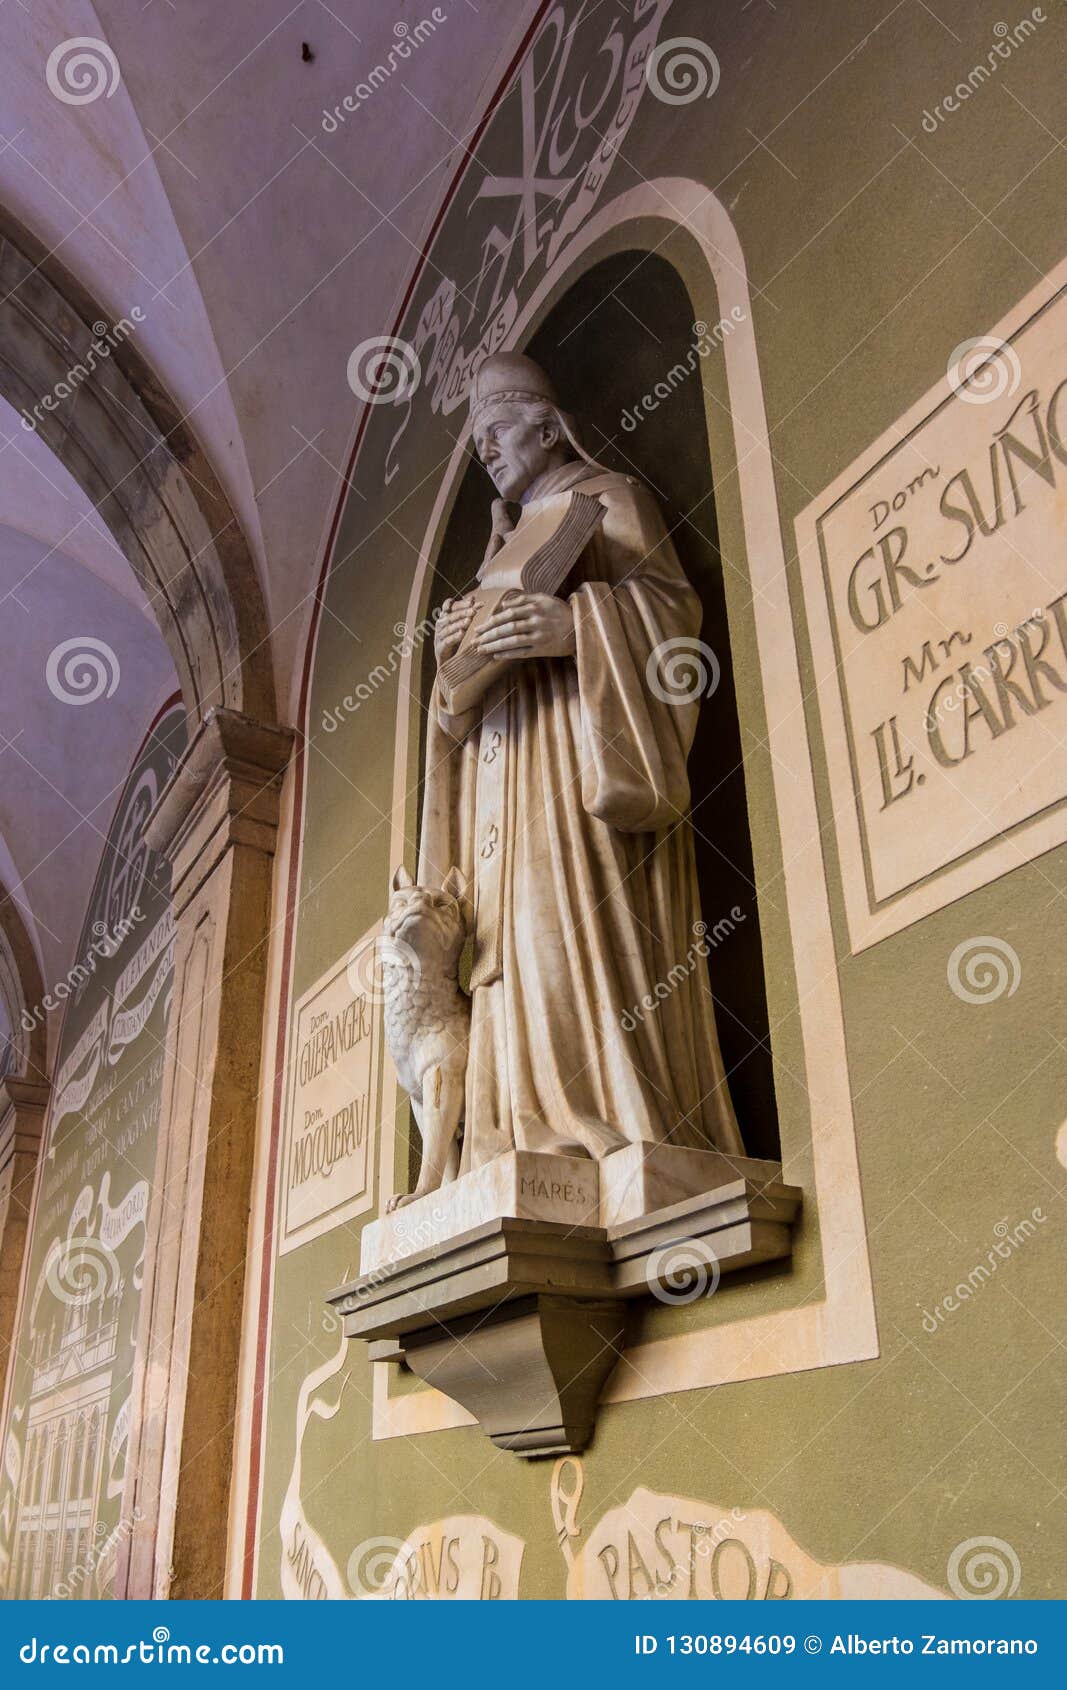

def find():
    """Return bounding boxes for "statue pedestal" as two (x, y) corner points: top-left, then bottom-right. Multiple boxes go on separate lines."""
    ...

(329, 1148), (800, 1455)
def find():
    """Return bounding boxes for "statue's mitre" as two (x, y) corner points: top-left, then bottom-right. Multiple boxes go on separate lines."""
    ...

(469, 351), (558, 420)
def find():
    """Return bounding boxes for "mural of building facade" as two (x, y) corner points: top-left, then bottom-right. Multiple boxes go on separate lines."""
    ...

(0, 705), (184, 1599)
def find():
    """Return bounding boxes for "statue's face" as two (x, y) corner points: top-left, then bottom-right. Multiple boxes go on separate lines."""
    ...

(473, 406), (561, 501)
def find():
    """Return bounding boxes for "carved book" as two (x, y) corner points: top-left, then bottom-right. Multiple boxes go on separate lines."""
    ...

(438, 487), (607, 714)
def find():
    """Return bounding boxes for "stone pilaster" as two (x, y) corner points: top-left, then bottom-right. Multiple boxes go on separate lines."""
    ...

(115, 709), (293, 1600)
(0, 1077), (50, 1401)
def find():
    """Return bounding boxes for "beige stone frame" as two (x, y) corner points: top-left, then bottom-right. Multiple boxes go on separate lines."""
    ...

(370, 178), (878, 1437)
(794, 258), (1067, 953)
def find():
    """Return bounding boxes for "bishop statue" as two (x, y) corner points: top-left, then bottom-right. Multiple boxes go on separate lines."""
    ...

(418, 350), (744, 1174)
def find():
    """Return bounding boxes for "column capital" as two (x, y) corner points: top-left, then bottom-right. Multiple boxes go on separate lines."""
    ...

(146, 708), (295, 911)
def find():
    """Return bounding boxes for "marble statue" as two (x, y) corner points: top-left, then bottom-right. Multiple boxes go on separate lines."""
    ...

(414, 349), (744, 1185)
(381, 865), (470, 1211)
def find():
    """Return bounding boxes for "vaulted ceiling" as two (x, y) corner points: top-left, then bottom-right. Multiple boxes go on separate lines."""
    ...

(0, 0), (527, 1061)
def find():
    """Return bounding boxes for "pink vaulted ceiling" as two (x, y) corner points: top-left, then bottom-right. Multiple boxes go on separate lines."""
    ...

(0, 0), (535, 715)
(0, 1), (534, 1045)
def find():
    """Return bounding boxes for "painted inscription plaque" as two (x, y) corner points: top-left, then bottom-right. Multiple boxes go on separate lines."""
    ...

(279, 928), (382, 1254)
(796, 261), (1067, 950)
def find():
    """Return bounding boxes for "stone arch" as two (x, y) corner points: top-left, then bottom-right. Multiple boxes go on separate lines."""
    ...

(0, 203), (276, 735)
(0, 882), (47, 1084)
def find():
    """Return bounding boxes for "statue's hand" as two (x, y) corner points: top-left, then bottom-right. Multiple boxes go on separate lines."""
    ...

(434, 596), (476, 663)
(475, 593), (576, 660)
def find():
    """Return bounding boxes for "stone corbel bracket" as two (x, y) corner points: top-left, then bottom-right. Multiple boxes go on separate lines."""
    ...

(328, 1150), (800, 1456)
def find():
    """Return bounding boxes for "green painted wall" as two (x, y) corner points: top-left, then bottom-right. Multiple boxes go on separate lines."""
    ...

(252, 0), (1065, 1600)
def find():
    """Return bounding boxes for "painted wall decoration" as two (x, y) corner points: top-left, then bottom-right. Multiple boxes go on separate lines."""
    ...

(555, 1479), (947, 1602)
(0, 703), (184, 1598)
(372, 1518), (524, 1601)
(377, 0), (674, 487)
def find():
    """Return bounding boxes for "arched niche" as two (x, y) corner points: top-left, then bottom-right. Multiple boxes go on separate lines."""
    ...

(0, 204), (276, 735)
(418, 249), (778, 1159)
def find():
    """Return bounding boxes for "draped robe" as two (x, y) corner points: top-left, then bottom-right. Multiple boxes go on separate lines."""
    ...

(419, 458), (744, 1172)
